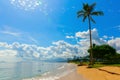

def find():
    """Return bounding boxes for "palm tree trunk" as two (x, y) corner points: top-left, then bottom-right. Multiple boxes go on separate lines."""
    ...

(88, 15), (93, 65)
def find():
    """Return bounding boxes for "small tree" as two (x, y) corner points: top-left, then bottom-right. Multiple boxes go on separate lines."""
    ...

(88, 44), (117, 62)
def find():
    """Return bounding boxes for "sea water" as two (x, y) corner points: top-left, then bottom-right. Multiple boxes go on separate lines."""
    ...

(0, 61), (76, 80)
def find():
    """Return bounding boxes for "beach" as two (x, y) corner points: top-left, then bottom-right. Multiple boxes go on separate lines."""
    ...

(57, 65), (120, 80)
(24, 69), (87, 80)
(77, 66), (120, 80)
(58, 69), (87, 80)
(23, 64), (87, 80)
(23, 64), (120, 80)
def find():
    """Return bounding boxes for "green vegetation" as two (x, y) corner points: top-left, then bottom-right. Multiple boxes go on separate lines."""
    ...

(77, 3), (104, 65)
(88, 63), (120, 68)
(68, 44), (120, 68)
(88, 44), (120, 64)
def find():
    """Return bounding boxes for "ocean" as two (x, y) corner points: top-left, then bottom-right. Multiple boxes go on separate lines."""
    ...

(0, 61), (76, 80)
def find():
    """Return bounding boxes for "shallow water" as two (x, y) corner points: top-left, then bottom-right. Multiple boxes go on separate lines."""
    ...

(0, 61), (75, 80)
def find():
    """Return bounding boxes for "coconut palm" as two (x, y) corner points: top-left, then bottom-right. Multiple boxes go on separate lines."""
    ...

(77, 3), (104, 65)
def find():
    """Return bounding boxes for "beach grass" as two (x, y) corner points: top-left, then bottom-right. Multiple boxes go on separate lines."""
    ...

(71, 61), (120, 68)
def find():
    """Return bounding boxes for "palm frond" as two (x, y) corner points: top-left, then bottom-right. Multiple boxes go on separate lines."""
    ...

(77, 2), (104, 23)
(89, 16), (96, 23)
(90, 3), (96, 12)
(91, 11), (104, 16)
(77, 10), (85, 18)
(90, 3), (96, 8)
(83, 3), (89, 11)
(77, 13), (84, 18)
(77, 10), (84, 15)
(83, 16), (87, 22)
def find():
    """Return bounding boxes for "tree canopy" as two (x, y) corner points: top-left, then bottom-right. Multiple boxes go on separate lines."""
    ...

(88, 44), (117, 63)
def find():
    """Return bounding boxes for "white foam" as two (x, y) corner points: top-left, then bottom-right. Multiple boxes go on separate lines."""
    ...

(23, 64), (76, 80)
(42, 72), (50, 76)
(23, 76), (60, 80)
(57, 66), (64, 70)
(39, 76), (59, 80)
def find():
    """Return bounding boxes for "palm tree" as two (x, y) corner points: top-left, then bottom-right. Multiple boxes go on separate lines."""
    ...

(77, 3), (103, 65)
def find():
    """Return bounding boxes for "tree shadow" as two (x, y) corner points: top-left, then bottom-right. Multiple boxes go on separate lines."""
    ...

(98, 68), (120, 75)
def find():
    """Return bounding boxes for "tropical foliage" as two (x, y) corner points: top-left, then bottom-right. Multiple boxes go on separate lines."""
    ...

(88, 44), (120, 64)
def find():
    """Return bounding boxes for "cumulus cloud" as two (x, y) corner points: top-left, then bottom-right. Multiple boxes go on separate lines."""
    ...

(0, 41), (85, 62)
(75, 28), (106, 45)
(108, 38), (120, 53)
(0, 50), (17, 57)
(67, 28), (120, 54)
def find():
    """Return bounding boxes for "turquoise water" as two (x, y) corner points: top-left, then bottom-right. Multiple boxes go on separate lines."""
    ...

(0, 62), (75, 80)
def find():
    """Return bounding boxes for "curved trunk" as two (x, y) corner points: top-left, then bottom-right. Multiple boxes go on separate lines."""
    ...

(88, 15), (93, 65)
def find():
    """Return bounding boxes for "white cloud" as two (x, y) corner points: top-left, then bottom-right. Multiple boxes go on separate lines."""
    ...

(0, 41), (84, 61)
(103, 35), (108, 39)
(0, 26), (21, 37)
(0, 50), (17, 57)
(68, 28), (120, 54)
(108, 38), (120, 53)
(75, 28), (106, 45)
(66, 36), (74, 39)
(113, 25), (120, 30)
(1, 31), (21, 37)
(75, 28), (100, 41)
(10, 0), (42, 11)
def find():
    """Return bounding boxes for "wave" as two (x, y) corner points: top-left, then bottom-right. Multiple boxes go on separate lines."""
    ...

(57, 65), (65, 70)
(23, 63), (76, 80)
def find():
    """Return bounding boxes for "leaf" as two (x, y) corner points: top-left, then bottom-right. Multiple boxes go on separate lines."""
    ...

(83, 3), (89, 11)
(90, 3), (96, 8)
(91, 11), (104, 16)
(89, 16), (96, 23)
(90, 3), (96, 12)
(77, 10), (84, 15)
(77, 14), (84, 18)
(83, 16), (87, 22)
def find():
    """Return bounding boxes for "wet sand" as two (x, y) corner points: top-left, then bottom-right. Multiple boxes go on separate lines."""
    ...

(58, 69), (87, 80)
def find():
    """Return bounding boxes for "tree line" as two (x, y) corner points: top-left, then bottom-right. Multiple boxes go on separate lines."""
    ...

(88, 44), (120, 64)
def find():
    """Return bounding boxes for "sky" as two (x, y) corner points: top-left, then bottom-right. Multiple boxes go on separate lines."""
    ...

(0, 0), (120, 62)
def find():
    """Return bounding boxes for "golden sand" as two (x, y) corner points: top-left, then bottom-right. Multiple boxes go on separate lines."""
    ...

(77, 66), (120, 80)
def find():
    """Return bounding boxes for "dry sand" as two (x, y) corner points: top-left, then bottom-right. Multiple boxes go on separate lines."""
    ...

(77, 66), (120, 80)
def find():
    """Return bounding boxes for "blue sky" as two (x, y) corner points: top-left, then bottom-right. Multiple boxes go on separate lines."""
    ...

(0, 0), (120, 61)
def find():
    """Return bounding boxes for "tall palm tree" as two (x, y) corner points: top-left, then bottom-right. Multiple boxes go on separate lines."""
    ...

(77, 3), (104, 65)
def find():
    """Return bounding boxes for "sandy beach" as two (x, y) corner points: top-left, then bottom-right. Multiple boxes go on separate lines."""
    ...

(77, 66), (120, 80)
(59, 65), (120, 80)
(24, 65), (120, 80)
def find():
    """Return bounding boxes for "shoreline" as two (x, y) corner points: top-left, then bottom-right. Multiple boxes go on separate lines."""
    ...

(23, 64), (120, 80)
(23, 63), (87, 80)
(58, 69), (87, 80)
(23, 68), (87, 80)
